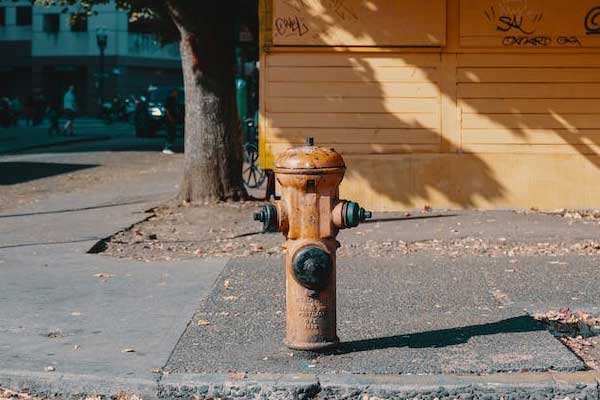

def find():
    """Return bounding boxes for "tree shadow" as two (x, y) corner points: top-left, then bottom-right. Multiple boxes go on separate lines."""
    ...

(2, 134), (185, 156)
(363, 213), (457, 224)
(0, 198), (152, 218)
(0, 161), (97, 185)
(261, 0), (600, 209)
(337, 315), (544, 354)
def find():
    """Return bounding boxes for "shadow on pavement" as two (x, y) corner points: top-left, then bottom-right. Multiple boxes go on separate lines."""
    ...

(0, 198), (156, 219)
(364, 214), (458, 224)
(0, 161), (97, 185)
(13, 135), (184, 155)
(0, 237), (102, 250)
(337, 316), (545, 353)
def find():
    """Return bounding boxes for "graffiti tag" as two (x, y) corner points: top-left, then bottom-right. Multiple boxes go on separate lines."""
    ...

(496, 14), (540, 34)
(502, 35), (581, 47)
(585, 6), (600, 35)
(484, 5), (543, 35)
(275, 15), (309, 37)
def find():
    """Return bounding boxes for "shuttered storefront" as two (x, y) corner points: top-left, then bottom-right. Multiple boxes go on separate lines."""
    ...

(259, 0), (600, 210)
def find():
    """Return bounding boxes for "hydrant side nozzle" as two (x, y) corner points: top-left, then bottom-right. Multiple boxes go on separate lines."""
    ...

(342, 201), (372, 228)
(254, 204), (279, 233)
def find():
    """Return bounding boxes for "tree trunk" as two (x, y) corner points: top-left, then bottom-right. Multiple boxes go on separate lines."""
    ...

(174, 9), (245, 203)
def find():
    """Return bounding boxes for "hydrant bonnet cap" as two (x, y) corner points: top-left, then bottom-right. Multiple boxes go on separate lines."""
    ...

(274, 145), (346, 171)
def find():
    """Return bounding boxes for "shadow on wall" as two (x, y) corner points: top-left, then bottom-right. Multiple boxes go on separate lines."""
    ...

(263, 0), (600, 209)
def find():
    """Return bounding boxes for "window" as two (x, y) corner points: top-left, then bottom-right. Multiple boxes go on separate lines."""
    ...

(0, 8), (5, 26)
(16, 6), (32, 26)
(43, 13), (59, 33)
(69, 13), (87, 32)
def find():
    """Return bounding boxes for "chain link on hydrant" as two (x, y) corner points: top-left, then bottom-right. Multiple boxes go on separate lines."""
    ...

(254, 137), (372, 351)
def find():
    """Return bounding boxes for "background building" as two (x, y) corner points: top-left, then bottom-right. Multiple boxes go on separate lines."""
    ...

(0, 0), (182, 114)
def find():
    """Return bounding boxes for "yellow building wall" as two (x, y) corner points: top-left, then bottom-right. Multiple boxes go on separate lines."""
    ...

(259, 0), (600, 211)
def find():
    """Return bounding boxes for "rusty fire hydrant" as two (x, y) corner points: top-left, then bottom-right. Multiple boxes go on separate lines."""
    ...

(254, 138), (372, 351)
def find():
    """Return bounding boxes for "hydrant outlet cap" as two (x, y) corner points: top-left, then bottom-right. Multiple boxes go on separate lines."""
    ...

(343, 201), (372, 228)
(274, 145), (345, 172)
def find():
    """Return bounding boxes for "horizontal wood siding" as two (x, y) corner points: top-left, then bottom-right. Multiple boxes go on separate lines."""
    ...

(265, 53), (442, 151)
(459, 55), (600, 151)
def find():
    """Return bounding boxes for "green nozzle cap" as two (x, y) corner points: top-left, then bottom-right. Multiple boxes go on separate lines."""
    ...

(254, 204), (278, 232)
(343, 201), (372, 228)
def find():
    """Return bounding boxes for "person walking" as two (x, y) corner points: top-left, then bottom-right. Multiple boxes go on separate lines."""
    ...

(62, 85), (77, 136)
(162, 88), (179, 154)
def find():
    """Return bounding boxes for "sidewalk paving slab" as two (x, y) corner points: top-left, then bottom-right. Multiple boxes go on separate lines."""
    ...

(0, 247), (228, 381)
(166, 255), (584, 376)
(478, 256), (600, 313)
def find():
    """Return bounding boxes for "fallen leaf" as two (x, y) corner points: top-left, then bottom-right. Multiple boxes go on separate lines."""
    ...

(197, 320), (210, 326)
(93, 273), (114, 278)
(249, 243), (263, 252)
(227, 372), (247, 380)
(223, 296), (238, 301)
(224, 280), (231, 289)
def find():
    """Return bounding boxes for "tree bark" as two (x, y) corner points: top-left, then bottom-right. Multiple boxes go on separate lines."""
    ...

(170, 2), (246, 203)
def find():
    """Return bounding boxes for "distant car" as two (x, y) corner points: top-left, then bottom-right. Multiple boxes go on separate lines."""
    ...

(134, 87), (184, 137)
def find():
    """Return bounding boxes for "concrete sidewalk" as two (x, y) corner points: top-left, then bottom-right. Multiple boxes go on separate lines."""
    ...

(0, 148), (228, 399)
(2, 147), (600, 399)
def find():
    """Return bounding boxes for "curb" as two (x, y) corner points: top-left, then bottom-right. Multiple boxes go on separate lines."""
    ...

(3, 369), (598, 399)
(0, 369), (157, 400)
(159, 371), (600, 400)
(0, 135), (111, 155)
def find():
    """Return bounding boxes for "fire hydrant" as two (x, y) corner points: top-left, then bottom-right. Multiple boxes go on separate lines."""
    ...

(254, 138), (372, 351)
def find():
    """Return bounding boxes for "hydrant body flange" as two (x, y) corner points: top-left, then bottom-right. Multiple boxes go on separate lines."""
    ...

(255, 139), (371, 351)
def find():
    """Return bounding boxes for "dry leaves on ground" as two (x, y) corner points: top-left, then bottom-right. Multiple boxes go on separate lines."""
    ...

(101, 203), (600, 262)
(0, 389), (36, 400)
(534, 308), (600, 370)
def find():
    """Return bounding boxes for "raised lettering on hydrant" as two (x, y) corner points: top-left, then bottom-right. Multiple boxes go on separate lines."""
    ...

(254, 137), (372, 351)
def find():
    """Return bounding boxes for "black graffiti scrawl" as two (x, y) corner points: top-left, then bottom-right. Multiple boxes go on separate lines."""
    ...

(585, 6), (600, 34)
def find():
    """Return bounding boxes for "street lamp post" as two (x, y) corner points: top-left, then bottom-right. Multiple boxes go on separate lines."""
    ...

(95, 27), (108, 115)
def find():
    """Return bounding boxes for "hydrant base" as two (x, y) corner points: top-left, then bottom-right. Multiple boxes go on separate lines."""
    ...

(284, 337), (340, 352)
